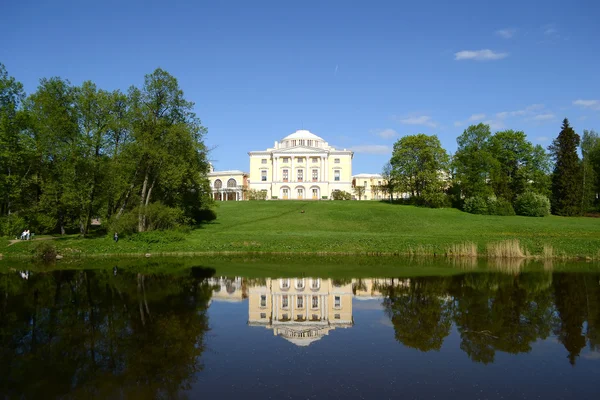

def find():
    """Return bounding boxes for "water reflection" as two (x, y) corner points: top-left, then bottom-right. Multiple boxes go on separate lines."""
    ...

(1, 268), (600, 398)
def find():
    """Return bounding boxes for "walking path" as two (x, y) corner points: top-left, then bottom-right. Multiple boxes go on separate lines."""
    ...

(7, 236), (57, 246)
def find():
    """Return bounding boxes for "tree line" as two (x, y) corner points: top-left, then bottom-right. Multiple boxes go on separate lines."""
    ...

(0, 64), (213, 237)
(383, 119), (600, 216)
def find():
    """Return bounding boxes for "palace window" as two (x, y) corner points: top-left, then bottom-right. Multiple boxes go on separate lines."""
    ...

(292, 140), (297, 146)
(260, 313), (266, 319)
(312, 157), (318, 163)
(297, 296), (303, 308)
(378, 180), (381, 185)
(334, 170), (340, 181)
(261, 158), (267, 164)
(334, 296), (341, 308)
(227, 178), (237, 188)
(297, 169), (303, 182)
(214, 179), (222, 189)
(312, 169), (318, 181)
(296, 279), (305, 289)
(312, 296), (319, 308)
(311, 278), (320, 289)
(281, 279), (290, 289)
(312, 314), (319, 320)
(334, 158), (340, 163)
(260, 295), (266, 307)
(283, 169), (289, 182)
(307, 140), (313, 147)
(299, 139), (305, 146)
(334, 314), (340, 320)
(364, 181), (367, 187)
(261, 170), (267, 181)
(315, 141), (319, 147)
(282, 295), (289, 308)
(283, 157), (289, 163)
(297, 157), (304, 163)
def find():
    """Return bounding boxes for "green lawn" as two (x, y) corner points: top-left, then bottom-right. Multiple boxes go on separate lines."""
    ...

(2, 201), (600, 258)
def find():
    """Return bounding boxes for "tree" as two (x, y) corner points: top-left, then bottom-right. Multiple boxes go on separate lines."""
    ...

(0, 64), (32, 230)
(123, 68), (212, 232)
(352, 179), (366, 200)
(453, 124), (496, 198)
(381, 162), (396, 202)
(549, 119), (582, 216)
(390, 134), (449, 203)
(580, 130), (600, 212)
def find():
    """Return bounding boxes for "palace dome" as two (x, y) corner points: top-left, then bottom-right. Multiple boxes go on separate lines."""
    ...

(281, 130), (324, 142)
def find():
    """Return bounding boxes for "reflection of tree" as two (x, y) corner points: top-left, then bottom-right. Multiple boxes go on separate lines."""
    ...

(553, 273), (587, 365)
(452, 273), (555, 364)
(0, 267), (214, 398)
(382, 277), (452, 352)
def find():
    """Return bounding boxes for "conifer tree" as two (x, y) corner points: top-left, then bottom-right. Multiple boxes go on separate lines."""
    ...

(549, 118), (582, 216)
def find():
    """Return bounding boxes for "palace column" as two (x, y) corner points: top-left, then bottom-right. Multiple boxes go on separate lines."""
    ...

(273, 156), (278, 182)
(290, 157), (294, 182)
(324, 157), (329, 182)
(291, 295), (295, 320)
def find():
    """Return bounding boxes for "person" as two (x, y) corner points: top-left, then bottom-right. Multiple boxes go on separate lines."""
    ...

(114, 232), (118, 243)
(20, 230), (26, 240)
(26, 230), (30, 240)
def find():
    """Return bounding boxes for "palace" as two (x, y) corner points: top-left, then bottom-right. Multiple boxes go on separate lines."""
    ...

(209, 129), (381, 200)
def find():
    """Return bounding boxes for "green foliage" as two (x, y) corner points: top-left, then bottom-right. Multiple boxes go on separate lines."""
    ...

(463, 196), (489, 214)
(0, 64), (213, 236)
(487, 197), (515, 216)
(514, 192), (551, 217)
(321, 196), (328, 200)
(246, 189), (267, 200)
(0, 213), (25, 237)
(550, 119), (582, 216)
(331, 190), (351, 200)
(390, 133), (449, 205)
(453, 124), (495, 198)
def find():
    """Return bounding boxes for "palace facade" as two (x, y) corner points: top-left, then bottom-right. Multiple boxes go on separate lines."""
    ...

(248, 130), (353, 200)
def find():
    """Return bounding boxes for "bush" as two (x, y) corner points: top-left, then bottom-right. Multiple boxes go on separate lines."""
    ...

(331, 190), (351, 200)
(34, 241), (57, 261)
(421, 190), (450, 208)
(464, 196), (488, 214)
(515, 192), (551, 217)
(487, 197), (515, 216)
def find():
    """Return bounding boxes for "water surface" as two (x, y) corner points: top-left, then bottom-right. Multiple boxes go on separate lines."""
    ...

(1, 262), (599, 399)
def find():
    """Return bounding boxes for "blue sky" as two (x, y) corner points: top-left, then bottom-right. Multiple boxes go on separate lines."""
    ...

(2, 0), (599, 174)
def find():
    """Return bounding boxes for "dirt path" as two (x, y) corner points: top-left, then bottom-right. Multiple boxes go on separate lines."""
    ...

(7, 236), (57, 247)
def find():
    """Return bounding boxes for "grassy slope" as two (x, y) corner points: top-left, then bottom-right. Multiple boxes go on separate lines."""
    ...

(1, 201), (600, 258)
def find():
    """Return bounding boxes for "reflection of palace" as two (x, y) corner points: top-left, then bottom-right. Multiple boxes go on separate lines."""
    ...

(207, 277), (246, 304)
(248, 278), (353, 346)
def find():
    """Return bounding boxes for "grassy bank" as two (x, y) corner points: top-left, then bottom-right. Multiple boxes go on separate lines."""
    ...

(2, 201), (600, 259)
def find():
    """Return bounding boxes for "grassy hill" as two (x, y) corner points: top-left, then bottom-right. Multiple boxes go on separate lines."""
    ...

(2, 201), (600, 258)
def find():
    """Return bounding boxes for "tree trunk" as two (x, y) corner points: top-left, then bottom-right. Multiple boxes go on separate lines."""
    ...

(138, 170), (149, 232)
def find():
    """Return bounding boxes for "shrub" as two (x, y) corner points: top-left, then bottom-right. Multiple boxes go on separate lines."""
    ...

(515, 192), (551, 217)
(34, 241), (57, 261)
(421, 190), (450, 208)
(487, 198), (515, 216)
(321, 196), (328, 200)
(464, 196), (488, 214)
(331, 190), (351, 200)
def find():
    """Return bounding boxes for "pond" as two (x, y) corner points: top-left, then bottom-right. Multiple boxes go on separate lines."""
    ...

(1, 258), (599, 399)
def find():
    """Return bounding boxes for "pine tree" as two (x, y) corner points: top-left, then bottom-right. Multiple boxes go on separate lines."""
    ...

(549, 118), (582, 216)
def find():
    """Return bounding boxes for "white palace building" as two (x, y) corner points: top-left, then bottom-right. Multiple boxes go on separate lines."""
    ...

(208, 129), (385, 201)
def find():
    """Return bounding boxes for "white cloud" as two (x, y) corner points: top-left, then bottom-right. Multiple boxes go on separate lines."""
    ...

(453, 121), (463, 127)
(535, 136), (550, 142)
(483, 119), (505, 130)
(532, 113), (556, 121)
(349, 145), (392, 155)
(372, 128), (398, 139)
(496, 104), (545, 119)
(496, 28), (516, 39)
(468, 113), (486, 121)
(454, 49), (508, 61)
(573, 99), (600, 110)
(543, 25), (557, 35)
(397, 115), (438, 128)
